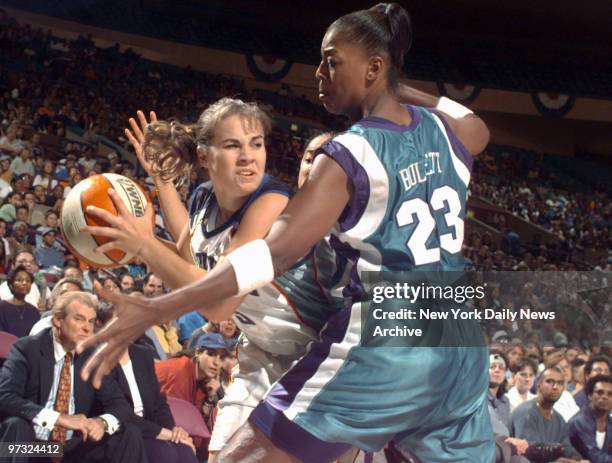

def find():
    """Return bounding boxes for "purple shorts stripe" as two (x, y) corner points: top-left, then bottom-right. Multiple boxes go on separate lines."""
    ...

(264, 307), (352, 411)
(432, 110), (474, 172)
(250, 401), (352, 463)
(314, 140), (369, 232)
(250, 308), (354, 462)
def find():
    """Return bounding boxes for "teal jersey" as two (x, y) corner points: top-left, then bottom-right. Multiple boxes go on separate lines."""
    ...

(317, 105), (473, 299)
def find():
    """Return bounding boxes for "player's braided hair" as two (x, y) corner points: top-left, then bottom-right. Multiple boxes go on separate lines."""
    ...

(142, 98), (271, 184)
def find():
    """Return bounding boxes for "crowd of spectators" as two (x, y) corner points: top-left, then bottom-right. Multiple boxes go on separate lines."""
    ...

(0, 18), (610, 463)
(471, 149), (610, 253)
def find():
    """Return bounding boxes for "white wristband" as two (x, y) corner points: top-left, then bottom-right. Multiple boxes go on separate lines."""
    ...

(225, 239), (274, 296)
(436, 96), (473, 119)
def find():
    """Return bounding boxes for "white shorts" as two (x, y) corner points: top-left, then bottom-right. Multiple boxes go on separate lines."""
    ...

(208, 339), (299, 452)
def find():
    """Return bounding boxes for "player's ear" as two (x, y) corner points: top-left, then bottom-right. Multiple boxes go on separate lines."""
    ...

(366, 55), (384, 82)
(197, 146), (209, 169)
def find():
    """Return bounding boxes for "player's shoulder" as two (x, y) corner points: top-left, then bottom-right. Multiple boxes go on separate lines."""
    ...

(235, 174), (292, 223)
(188, 180), (214, 215)
(255, 174), (292, 199)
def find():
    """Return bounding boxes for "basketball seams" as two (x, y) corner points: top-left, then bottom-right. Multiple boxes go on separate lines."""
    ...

(62, 174), (148, 268)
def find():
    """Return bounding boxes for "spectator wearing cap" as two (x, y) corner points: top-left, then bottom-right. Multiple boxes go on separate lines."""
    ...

(0, 265), (39, 337)
(9, 146), (35, 177)
(569, 374), (612, 461)
(489, 351), (512, 436)
(34, 227), (64, 270)
(492, 330), (510, 345)
(155, 333), (229, 427)
(489, 351), (530, 458)
(575, 356), (612, 409)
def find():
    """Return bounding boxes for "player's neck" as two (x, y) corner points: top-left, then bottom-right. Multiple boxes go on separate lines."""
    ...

(360, 90), (411, 126)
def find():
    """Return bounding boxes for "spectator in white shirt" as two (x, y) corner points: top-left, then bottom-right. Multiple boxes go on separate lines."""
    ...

(506, 358), (537, 412)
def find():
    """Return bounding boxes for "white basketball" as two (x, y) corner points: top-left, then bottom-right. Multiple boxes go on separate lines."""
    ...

(61, 173), (149, 268)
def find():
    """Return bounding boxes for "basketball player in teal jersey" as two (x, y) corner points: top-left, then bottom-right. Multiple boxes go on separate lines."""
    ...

(80, 3), (495, 462)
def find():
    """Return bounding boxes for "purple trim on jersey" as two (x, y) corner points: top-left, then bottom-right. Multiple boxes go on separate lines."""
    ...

(250, 402), (352, 463)
(250, 308), (353, 463)
(329, 235), (366, 302)
(432, 110), (474, 172)
(359, 104), (421, 132)
(315, 140), (370, 233)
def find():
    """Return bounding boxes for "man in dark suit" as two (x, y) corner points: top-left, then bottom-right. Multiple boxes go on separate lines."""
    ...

(0, 291), (147, 463)
(113, 344), (198, 463)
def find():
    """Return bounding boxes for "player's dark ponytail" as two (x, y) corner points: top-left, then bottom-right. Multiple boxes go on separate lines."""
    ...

(328, 2), (412, 88)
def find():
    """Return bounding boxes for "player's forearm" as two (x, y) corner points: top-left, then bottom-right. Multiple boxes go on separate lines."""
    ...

(154, 181), (188, 242)
(153, 259), (240, 323)
(138, 236), (207, 290)
(396, 83), (440, 107)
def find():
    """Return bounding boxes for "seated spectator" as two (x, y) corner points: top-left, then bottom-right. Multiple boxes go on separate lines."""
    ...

(550, 354), (581, 421)
(0, 192), (22, 223)
(0, 250), (49, 308)
(575, 355), (611, 409)
(571, 358), (588, 397)
(78, 145), (97, 172)
(142, 273), (181, 355)
(506, 358), (537, 412)
(0, 165), (12, 200)
(7, 221), (35, 255)
(33, 160), (58, 191)
(119, 272), (135, 293)
(0, 125), (25, 156)
(177, 311), (207, 345)
(0, 291), (147, 463)
(0, 155), (12, 184)
(10, 146), (35, 177)
(510, 367), (583, 461)
(505, 342), (526, 376)
(112, 343), (198, 463)
(569, 374), (612, 461)
(34, 227), (64, 270)
(489, 352), (512, 436)
(30, 277), (85, 335)
(155, 333), (228, 429)
(0, 265), (39, 337)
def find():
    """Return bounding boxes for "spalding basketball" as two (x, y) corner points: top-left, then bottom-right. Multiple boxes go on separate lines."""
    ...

(61, 173), (149, 268)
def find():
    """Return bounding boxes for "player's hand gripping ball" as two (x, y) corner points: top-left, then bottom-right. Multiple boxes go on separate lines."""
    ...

(61, 173), (149, 268)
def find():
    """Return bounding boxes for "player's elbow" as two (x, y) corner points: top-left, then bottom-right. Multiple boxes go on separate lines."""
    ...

(464, 116), (490, 156)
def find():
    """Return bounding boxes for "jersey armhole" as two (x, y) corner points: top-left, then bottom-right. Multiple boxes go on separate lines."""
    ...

(313, 140), (369, 232)
(430, 110), (474, 173)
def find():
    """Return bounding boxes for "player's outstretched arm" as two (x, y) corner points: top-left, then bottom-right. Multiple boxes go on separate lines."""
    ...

(78, 155), (350, 389)
(396, 83), (490, 156)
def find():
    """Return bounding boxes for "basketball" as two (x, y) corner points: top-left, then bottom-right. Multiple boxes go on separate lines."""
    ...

(61, 173), (150, 268)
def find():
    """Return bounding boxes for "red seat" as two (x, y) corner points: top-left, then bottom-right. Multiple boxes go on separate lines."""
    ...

(0, 331), (18, 360)
(166, 396), (211, 439)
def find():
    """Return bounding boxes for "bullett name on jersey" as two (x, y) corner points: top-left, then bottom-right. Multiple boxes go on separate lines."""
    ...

(399, 151), (443, 191)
